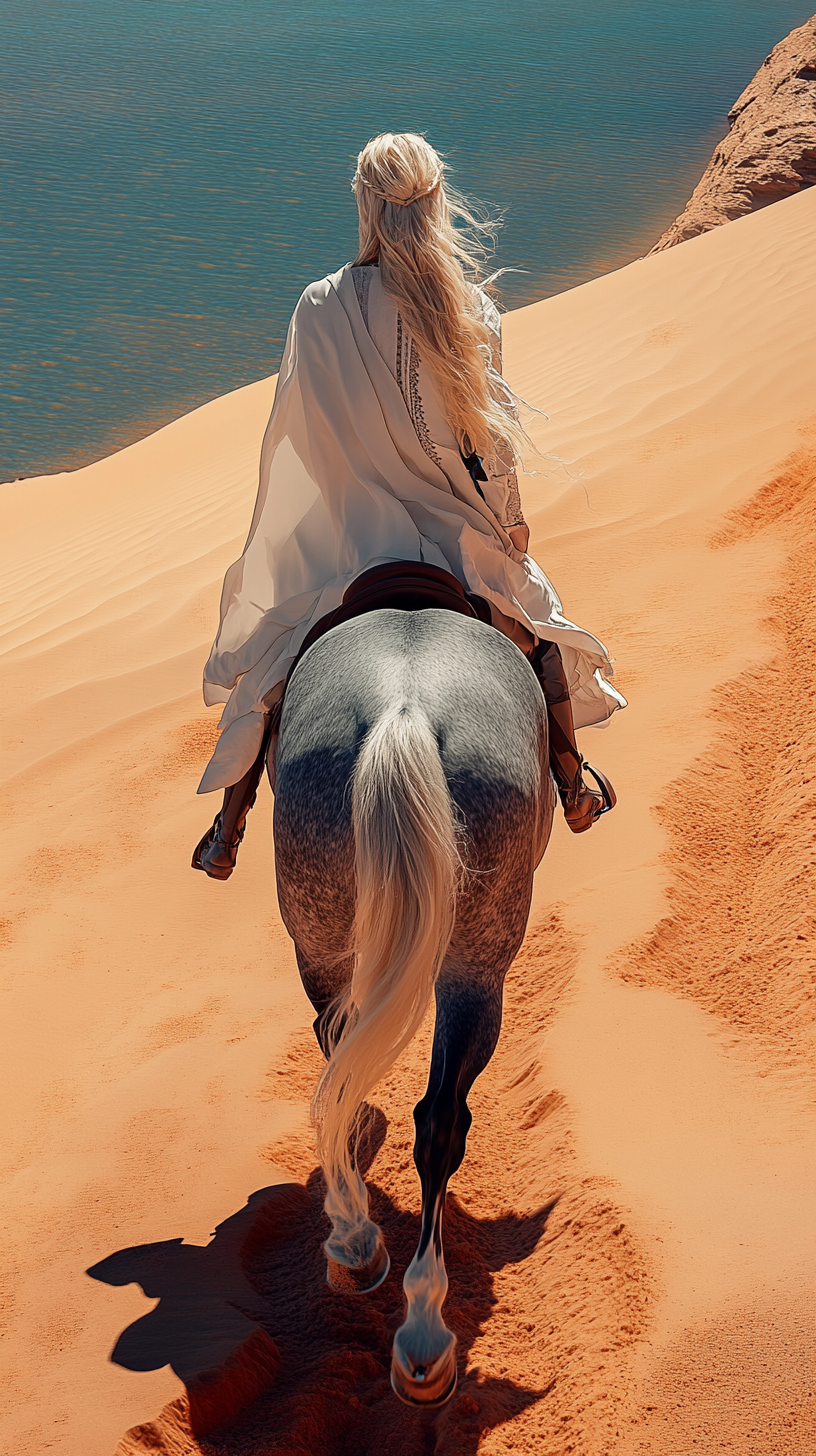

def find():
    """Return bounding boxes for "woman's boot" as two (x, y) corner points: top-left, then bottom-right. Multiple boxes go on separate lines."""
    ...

(531, 641), (616, 833)
(192, 716), (274, 880)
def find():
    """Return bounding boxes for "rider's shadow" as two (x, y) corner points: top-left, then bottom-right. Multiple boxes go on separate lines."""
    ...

(87, 1182), (310, 1437)
(89, 1110), (556, 1452)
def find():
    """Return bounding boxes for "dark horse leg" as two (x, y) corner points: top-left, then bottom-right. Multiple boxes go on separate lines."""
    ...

(391, 971), (506, 1406)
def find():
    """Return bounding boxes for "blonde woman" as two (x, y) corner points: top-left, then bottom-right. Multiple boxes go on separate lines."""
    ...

(193, 133), (624, 879)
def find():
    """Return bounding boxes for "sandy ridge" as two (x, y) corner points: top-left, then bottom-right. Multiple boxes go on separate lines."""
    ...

(2, 187), (816, 1453)
(619, 437), (816, 1068)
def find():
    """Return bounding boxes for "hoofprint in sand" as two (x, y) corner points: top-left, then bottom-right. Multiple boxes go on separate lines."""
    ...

(2, 186), (815, 1455)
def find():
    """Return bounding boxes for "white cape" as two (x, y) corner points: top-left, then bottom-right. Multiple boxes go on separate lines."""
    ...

(199, 265), (625, 793)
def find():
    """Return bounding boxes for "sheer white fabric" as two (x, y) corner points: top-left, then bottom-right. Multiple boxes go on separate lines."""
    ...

(355, 266), (525, 528)
(198, 264), (625, 793)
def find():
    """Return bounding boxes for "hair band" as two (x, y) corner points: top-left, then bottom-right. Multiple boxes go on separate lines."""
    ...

(353, 167), (442, 206)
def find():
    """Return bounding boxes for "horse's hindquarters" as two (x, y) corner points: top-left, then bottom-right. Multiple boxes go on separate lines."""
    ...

(272, 609), (552, 1399)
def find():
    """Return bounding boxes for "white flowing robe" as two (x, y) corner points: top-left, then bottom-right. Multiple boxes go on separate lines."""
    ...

(198, 264), (625, 793)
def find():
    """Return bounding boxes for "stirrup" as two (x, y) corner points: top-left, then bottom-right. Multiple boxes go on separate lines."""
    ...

(191, 813), (245, 880)
(581, 761), (616, 815)
(559, 761), (617, 834)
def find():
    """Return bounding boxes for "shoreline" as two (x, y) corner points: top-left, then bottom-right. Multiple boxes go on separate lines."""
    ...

(1, 135), (728, 489)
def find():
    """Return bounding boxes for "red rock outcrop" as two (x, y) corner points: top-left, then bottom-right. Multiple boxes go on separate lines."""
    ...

(651, 14), (816, 251)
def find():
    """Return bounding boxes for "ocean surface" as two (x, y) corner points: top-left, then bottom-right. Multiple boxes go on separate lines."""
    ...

(2, 0), (811, 482)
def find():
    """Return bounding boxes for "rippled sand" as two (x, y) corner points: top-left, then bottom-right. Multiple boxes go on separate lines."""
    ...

(2, 186), (815, 1454)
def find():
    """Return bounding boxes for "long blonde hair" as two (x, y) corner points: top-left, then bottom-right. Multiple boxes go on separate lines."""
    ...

(352, 132), (530, 463)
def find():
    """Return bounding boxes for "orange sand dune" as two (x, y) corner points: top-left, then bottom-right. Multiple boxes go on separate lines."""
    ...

(2, 186), (815, 1455)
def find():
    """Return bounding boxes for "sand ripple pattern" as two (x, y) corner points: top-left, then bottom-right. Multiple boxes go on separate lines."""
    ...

(620, 438), (816, 1070)
(114, 914), (654, 1455)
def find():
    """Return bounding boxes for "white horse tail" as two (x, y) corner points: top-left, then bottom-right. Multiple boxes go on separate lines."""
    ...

(312, 702), (462, 1262)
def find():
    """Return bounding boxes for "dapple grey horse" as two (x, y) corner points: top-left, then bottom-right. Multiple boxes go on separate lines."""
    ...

(273, 606), (554, 1406)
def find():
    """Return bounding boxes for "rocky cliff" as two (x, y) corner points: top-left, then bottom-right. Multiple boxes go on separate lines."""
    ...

(651, 14), (816, 252)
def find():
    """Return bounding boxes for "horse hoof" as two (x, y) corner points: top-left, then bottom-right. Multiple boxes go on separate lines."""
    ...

(390, 1332), (458, 1407)
(326, 1235), (390, 1295)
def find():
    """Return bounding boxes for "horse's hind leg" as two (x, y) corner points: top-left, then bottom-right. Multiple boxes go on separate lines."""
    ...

(294, 943), (391, 1296)
(391, 971), (505, 1406)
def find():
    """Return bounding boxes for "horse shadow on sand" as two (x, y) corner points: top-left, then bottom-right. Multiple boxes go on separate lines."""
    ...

(88, 1110), (556, 1453)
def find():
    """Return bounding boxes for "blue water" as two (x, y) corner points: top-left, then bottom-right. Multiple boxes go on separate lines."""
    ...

(1, 0), (810, 481)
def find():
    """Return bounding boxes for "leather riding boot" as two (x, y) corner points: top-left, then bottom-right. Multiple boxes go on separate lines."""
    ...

(192, 716), (274, 880)
(530, 641), (616, 834)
